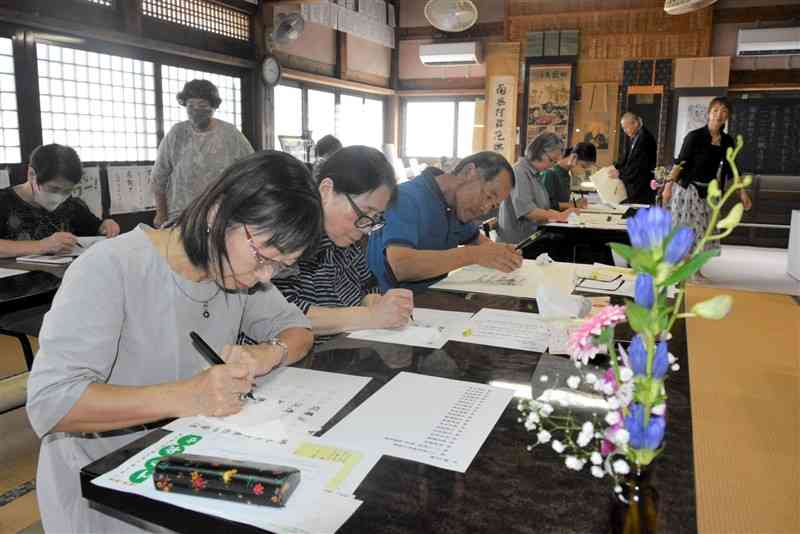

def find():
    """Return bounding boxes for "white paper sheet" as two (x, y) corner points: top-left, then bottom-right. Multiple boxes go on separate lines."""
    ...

(171, 368), (372, 441)
(347, 308), (473, 349)
(589, 166), (627, 205)
(0, 169), (9, 189)
(544, 318), (582, 355)
(430, 260), (576, 299)
(0, 267), (27, 279)
(576, 212), (625, 226)
(108, 165), (154, 214)
(15, 254), (74, 265)
(91, 431), (363, 534)
(76, 235), (106, 249)
(324, 372), (514, 472)
(449, 308), (550, 353)
(73, 166), (103, 218)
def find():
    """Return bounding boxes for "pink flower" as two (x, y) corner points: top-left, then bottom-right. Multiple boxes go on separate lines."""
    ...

(569, 305), (627, 365)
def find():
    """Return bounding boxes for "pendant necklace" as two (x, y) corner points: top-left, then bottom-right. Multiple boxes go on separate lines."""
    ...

(166, 234), (221, 319)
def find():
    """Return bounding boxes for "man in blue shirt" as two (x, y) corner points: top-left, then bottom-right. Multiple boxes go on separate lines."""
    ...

(368, 151), (522, 292)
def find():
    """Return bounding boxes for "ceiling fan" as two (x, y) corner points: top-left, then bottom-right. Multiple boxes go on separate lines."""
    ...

(663, 0), (718, 15)
(424, 0), (479, 33)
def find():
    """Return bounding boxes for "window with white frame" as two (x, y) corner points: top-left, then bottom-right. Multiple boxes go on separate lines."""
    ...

(337, 94), (383, 150)
(403, 99), (477, 159)
(0, 37), (20, 164)
(273, 84), (302, 151)
(37, 42), (158, 162)
(161, 64), (242, 134)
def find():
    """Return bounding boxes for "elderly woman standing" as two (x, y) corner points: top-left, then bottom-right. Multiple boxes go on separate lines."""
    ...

(27, 151), (320, 533)
(152, 79), (254, 227)
(664, 97), (752, 252)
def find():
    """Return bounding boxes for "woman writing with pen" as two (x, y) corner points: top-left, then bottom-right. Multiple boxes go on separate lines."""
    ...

(274, 145), (413, 346)
(0, 144), (120, 258)
(26, 151), (320, 533)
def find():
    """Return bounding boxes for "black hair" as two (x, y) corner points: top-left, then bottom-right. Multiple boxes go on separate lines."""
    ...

(418, 166), (444, 180)
(315, 135), (343, 159)
(572, 142), (597, 164)
(177, 79), (222, 109)
(175, 150), (322, 286)
(317, 145), (397, 201)
(452, 151), (515, 187)
(708, 96), (732, 115)
(29, 144), (83, 185)
(524, 132), (563, 162)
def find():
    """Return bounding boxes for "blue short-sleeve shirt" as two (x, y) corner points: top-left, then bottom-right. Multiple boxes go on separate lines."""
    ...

(367, 174), (479, 292)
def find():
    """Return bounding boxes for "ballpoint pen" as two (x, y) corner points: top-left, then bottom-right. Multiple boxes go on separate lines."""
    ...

(189, 331), (257, 401)
(515, 230), (545, 251)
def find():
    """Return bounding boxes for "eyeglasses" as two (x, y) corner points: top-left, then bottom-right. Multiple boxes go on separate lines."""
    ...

(344, 193), (385, 232)
(243, 225), (300, 279)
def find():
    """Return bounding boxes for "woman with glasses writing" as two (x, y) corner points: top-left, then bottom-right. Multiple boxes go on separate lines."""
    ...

(274, 145), (413, 345)
(0, 144), (120, 258)
(26, 151), (320, 533)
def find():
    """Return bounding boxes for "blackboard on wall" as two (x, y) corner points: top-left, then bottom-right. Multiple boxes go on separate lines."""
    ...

(728, 92), (800, 176)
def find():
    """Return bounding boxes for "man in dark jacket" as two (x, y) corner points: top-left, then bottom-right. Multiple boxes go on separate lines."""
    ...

(612, 112), (656, 204)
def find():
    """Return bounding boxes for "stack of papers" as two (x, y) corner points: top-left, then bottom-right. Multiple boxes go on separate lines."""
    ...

(17, 236), (106, 265)
(430, 260), (576, 299)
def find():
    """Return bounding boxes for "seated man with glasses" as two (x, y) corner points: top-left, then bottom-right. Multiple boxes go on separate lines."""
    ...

(367, 151), (522, 293)
(274, 146), (414, 345)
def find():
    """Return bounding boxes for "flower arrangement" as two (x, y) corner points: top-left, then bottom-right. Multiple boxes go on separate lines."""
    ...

(518, 136), (752, 488)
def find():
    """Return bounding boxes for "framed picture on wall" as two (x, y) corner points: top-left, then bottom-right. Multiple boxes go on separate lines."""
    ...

(522, 61), (577, 152)
(669, 88), (727, 161)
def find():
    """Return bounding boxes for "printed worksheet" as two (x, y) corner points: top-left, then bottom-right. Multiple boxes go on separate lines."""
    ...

(430, 260), (576, 299)
(450, 308), (550, 353)
(91, 431), (364, 534)
(347, 308), (473, 349)
(324, 372), (514, 473)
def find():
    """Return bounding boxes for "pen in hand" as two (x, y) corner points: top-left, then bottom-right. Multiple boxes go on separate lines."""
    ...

(189, 331), (256, 401)
(515, 230), (545, 251)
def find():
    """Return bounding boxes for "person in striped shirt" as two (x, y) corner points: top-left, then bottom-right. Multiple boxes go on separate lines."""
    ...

(274, 145), (413, 345)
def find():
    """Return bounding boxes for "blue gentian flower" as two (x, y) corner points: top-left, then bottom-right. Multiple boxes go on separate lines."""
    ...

(626, 207), (672, 250)
(664, 227), (695, 264)
(653, 340), (669, 378)
(635, 273), (655, 309)
(624, 403), (666, 450)
(628, 335), (647, 376)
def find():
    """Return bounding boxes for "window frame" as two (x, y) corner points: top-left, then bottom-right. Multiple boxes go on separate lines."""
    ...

(272, 80), (386, 152)
(400, 96), (478, 160)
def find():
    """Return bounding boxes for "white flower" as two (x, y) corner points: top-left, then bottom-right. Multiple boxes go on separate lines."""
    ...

(566, 375), (581, 389)
(536, 430), (552, 444)
(612, 459), (630, 475)
(517, 402), (524, 411)
(671, 363), (680, 371)
(577, 432), (592, 447)
(524, 418), (537, 431)
(668, 353), (677, 364)
(594, 381), (605, 392)
(526, 445), (533, 451)
(539, 375), (549, 382)
(619, 367), (633, 382)
(584, 372), (597, 384)
(590, 452), (603, 465)
(582, 421), (594, 434)
(605, 411), (621, 426)
(607, 397), (620, 410)
(565, 456), (585, 471)
(616, 382), (634, 407)
(527, 412), (540, 424)
(652, 403), (666, 416)
(591, 465), (605, 478)
(552, 440), (565, 453)
(614, 429), (630, 445)
(602, 382), (616, 396)
(614, 485), (623, 494)
(539, 403), (554, 416)
(517, 417), (523, 423)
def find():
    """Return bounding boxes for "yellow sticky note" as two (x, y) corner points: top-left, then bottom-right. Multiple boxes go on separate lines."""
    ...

(294, 442), (364, 492)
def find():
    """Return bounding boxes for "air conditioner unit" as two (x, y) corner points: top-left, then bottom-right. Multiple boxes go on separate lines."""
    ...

(737, 27), (800, 56)
(419, 42), (482, 66)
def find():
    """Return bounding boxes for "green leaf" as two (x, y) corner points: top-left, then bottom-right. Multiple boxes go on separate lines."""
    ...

(662, 249), (720, 287)
(691, 295), (733, 320)
(630, 249), (659, 275)
(609, 242), (635, 262)
(626, 303), (651, 334)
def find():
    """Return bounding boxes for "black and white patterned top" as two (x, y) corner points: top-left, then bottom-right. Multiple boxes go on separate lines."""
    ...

(0, 187), (102, 241)
(273, 234), (376, 343)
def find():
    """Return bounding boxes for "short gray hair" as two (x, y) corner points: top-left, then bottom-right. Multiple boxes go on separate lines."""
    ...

(621, 112), (642, 127)
(524, 132), (563, 162)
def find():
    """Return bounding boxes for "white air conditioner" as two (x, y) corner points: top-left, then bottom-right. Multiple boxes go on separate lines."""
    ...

(419, 42), (482, 66)
(737, 27), (800, 56)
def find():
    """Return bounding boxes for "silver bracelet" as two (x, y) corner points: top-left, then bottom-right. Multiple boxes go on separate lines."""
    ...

(268, 338), (290, 367)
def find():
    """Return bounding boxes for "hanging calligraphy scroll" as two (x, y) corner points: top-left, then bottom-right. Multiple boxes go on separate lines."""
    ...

(523, 64), (574, 151)
(486, 75), (517, 163)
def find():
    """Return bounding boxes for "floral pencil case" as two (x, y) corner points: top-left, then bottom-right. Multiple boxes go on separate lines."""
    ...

(153, 453), (301, 507)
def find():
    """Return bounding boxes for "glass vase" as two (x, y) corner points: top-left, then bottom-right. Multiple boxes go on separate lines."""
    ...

(608, 464), (659, 534)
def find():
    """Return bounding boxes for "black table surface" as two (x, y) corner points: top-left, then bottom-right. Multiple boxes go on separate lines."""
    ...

(80, 290), (696, 534)
(0, 259), (64, 316)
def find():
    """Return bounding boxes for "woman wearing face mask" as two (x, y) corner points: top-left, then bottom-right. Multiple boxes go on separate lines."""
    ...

(151, 79), (254, 227)
(664, 97), (752, 254)
(27, 150), (320, 533)
(0, 144), (120, 258)
(273, 145), (413, 346)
